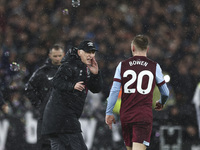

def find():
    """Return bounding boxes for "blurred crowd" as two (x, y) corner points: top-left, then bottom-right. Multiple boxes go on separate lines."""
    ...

(0, 0), (200, 149)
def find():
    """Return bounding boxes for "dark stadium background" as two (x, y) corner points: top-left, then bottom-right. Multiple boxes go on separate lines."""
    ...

(0, 0), (200, 149)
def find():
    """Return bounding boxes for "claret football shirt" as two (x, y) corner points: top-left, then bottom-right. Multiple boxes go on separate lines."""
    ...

(106, 56), (166, 123)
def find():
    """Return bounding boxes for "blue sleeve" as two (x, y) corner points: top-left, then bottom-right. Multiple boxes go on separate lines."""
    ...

(106, 81), (121, 115)
(156, 64), (165, 84)
(158, 82), (169, 105)
(156, 63), (169, 105)
(106, 62), (121, 115)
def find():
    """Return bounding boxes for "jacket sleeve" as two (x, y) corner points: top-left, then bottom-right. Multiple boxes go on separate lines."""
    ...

(24, 70), (43, 108)
(87, 71), (103, 93)
(53, 63), (75, 92)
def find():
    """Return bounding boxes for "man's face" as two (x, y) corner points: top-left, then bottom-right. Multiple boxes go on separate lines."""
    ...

(78, 50), (96, 65)
(49, 48), (65, 65)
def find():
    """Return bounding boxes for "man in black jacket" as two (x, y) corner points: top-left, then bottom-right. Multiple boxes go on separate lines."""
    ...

(25, 44), (65, 150)
(41, 40), (103, 150)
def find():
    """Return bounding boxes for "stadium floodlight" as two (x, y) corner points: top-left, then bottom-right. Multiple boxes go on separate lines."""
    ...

(164, 74), (170, 83)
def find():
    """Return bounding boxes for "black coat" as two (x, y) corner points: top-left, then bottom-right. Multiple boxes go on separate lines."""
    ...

(41, 48), (103, 135)
(24, 58), (60, 140)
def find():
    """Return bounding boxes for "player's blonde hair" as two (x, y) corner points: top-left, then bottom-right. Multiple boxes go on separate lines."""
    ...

(132, 35), (148, 50)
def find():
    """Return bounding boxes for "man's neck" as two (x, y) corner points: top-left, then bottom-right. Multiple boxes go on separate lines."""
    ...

(133, 52), (147, 57)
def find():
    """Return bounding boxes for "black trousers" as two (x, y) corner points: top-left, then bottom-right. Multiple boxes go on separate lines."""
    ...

(37, 119), (51, 150)
(49, 133), (88, 150)
(37, 138), (51, 150)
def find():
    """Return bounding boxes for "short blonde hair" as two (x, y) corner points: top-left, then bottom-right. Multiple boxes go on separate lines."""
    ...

(132, 35), (148, 50)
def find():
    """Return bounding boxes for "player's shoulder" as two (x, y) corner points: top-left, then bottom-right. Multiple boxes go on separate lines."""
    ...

(121, 57), (133, 63)
(122, 56), (157, 64)
(120, 56), (158, 70)
(145, 57), (158, 64)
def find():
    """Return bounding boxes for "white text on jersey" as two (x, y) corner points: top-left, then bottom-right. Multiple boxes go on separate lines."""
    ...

(129, 60), (148, 67)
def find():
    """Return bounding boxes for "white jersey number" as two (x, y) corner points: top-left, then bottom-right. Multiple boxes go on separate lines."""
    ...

(123, 70), (154, 94)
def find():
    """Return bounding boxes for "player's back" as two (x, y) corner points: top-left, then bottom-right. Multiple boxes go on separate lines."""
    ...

(120, 56), (157, 123)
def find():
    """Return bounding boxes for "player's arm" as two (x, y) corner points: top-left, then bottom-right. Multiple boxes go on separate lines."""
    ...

(155, 64), (169, 111)
(105, 62), (121, 129)
(106, 81), (121, 115)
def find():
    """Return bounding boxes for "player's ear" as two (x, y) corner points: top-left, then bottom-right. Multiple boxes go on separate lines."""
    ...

(132, 45), (135, 52)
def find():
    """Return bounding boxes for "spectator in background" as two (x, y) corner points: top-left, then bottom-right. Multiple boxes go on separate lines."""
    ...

(0, 90), (9, 113)
(24, 44), (65, 150)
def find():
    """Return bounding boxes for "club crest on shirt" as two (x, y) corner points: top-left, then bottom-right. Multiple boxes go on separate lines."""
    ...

(79, 70), (83, 76)
(79, 68), (90, 78)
